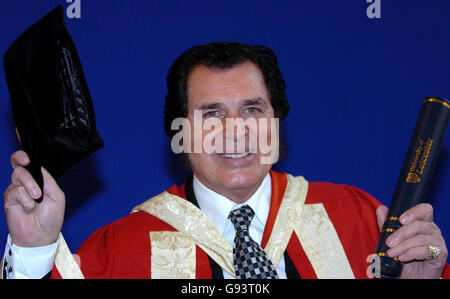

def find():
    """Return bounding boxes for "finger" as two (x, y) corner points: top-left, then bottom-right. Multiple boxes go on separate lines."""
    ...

(400, 203), (433, 224)
(41, 167), (64, 201)
(4, 185), (37, 214)
(376, 205), (389, 231)
(395, 243), (447, 264)
(387, 233), (435, 258)
(10, 150), (30, 169)
(386, 220), (438, 248)
(73, 254), (81, 268)
(396, 246), (429, 262)
(11, 166), (42, 199)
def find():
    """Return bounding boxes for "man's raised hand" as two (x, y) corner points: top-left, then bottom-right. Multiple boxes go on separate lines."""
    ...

(4, 150), (65, 247)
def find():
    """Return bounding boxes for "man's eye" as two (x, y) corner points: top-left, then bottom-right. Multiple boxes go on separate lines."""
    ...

(203, 111), (219, 118)
(245, 107), (260, 114)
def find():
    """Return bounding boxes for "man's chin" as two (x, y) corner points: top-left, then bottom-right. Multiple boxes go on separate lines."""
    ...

(219, 169), (266, 191)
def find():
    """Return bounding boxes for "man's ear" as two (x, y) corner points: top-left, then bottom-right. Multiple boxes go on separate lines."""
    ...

(15, 127), (21, 144)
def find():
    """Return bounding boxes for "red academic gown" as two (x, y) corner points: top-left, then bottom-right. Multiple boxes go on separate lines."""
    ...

(50, 170), (450, 279)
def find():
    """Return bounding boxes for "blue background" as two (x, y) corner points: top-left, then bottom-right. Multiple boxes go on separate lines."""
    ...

(0, 0), (449, 265)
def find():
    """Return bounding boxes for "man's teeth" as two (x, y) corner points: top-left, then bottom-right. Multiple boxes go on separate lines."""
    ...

(223, 152), (251, 159)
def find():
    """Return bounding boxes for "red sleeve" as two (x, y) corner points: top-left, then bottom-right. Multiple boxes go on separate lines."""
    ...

(442, 264), (450, 279)
(51, 220), (120, 279)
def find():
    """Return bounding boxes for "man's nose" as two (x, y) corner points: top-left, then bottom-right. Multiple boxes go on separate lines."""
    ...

(224, 114), (247, 141)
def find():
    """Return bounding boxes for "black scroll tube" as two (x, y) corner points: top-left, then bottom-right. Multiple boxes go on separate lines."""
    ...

(372, 96), (450, 279)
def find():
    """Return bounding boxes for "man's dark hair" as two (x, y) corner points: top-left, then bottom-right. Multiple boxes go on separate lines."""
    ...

(163, 41), (290, 138)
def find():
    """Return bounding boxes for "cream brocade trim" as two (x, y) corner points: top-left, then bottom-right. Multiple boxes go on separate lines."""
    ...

(133, 191), (235, 277)
(54, 234), (84, 279)
(247, 174), (354, 278)
(294, 204), (355, 278)
(264, 174), (308, 267)
(150, 231), (196, 279)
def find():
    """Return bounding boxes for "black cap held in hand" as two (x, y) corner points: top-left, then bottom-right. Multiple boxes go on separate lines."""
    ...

(3, 5), (104, 201)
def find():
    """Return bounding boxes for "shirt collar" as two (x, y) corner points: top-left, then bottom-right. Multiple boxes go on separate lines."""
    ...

(193, 173), (272, 234)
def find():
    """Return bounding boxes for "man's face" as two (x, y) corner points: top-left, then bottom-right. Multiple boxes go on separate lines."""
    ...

(185, 61), (276, 202)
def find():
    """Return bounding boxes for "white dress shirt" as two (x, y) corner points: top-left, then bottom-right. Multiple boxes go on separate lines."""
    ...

(3, 173), (286, 279)
(193, 173), (286, 279)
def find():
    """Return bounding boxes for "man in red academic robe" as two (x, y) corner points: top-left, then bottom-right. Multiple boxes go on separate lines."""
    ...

(2, 42), (448, 279)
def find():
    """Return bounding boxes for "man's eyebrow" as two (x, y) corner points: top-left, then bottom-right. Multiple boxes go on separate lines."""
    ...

(198, 102), (225, 110)
(241, 97), (266, 107)
(198, 98), (266, 110)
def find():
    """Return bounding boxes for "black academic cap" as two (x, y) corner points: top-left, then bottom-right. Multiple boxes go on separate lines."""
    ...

(3, 6), (104, 201)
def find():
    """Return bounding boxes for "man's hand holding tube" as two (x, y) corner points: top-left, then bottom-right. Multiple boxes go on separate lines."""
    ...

(376, 204), (448, 278)
(4, 150), (65, 248)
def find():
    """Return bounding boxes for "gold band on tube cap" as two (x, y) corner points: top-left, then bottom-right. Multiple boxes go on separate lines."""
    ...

(424, 98), (450, 109)
(376, 252), (399, 262)
(381, 228), (397, 233)
(387, 216), (400, 221)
